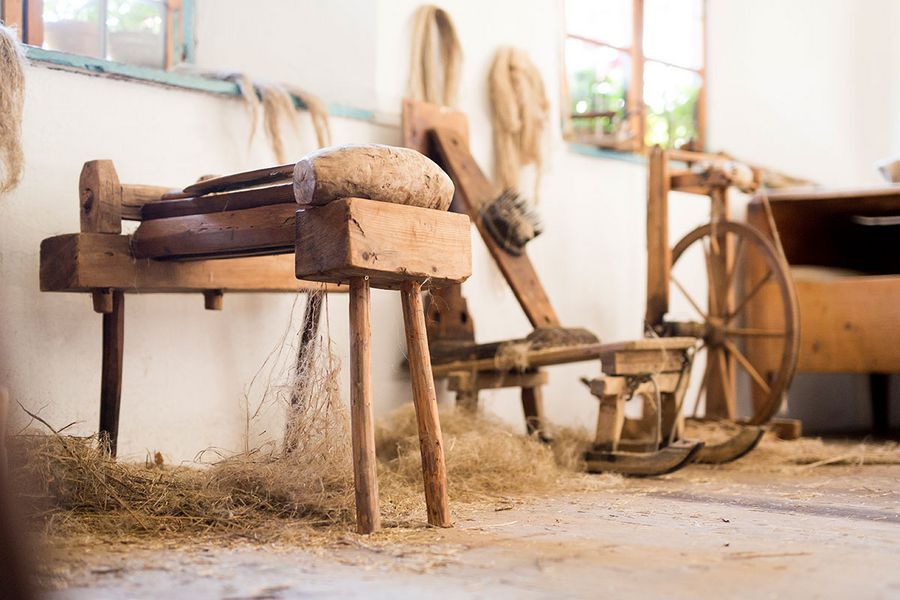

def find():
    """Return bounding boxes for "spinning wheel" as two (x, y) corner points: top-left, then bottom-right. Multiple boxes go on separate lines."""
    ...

(665, 220), (800, 424)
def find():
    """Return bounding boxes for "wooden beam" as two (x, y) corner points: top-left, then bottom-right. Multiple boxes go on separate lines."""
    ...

(645, 146), (670, 327)
(131, 203), (298, 259)
(40, 233), (342, 293)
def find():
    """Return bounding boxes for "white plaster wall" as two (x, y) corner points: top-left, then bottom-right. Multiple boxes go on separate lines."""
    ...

(2, 1), (895, 461)
(707, 0), (900, 431)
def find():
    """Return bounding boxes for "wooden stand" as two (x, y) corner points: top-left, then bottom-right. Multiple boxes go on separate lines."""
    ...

(296, 197), (471, 532)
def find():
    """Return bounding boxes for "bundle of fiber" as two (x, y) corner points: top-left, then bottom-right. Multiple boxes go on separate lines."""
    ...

(488, 46), (549, 202)
(407, 4), (462, 106)
(0, 23), (25, 193)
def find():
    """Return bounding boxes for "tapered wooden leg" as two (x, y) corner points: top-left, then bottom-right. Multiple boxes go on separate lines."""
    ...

(349, 277), (380, 534)
(521, 383), (546, 438)
(401, 281), (451, 528)
(99, 291), (124, 457)
(595, 393), (626, 451)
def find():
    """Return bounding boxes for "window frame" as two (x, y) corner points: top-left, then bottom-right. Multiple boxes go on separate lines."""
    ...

(1, 0), (192, 69)
(562, 0), (707, 154)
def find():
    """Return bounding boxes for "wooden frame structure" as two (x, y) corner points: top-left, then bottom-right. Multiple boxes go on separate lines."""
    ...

(402, 99), (704, 476)
(40, 149), (469, 534)
(746, 187), (900, 433)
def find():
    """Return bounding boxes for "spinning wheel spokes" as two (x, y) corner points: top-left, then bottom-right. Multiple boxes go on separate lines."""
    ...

(668, 221), (799, 425)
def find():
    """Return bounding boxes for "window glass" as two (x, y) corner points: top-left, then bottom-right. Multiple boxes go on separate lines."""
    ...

(643, 0), (703, 69)
(565, 0), (632, 47)
(567, 38), (632, 142)
(42, 0), (167, 68)
(643, 60), (702, 149)
(43, 0), (103, 58)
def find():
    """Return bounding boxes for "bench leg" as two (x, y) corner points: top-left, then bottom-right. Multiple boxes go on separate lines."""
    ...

(521, 382), (547, 439)
(401, 282), (451, 528)
(99, 291), (124, 457)
(349, 277), (380, 534)
(595, 393), (625, 451)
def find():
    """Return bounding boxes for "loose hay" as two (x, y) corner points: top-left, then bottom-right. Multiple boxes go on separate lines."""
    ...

(11, 402), (604, 542)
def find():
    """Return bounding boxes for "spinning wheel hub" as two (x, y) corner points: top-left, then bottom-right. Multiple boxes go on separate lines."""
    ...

(705, 316), (727, 346)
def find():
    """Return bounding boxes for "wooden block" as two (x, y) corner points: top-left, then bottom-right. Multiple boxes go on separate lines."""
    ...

(203, 290), (224, 310)
(296, 197), (471, 289)
(594, 394), (626, 451)
(586, 372), (682, 397)
(599, 348), (687, 376)
(131, 204), (298, 260)
(139, 183), (295, 221)
(91, 289), (113, 314)
(80, 160), (122, 234)
(40, 233), (342, 293)
(769, 417), (802, 440)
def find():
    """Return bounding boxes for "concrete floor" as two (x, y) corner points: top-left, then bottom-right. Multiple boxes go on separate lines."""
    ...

(49, 464), (900, 599)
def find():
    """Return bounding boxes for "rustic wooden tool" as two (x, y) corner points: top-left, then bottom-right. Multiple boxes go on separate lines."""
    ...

(296, 194), (470, 533)
(645, 147), (799, 464)
(401, 98), (702, 476)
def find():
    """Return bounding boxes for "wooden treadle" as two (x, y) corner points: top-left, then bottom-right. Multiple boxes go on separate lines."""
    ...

(430, 334), (696, 377)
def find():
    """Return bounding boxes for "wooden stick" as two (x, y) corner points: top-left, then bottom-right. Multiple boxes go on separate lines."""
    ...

(348, 277), (380, 534)
(521, 384), (546, 438)
(401, 281), (451, 528)
(99, 291), (125, 456)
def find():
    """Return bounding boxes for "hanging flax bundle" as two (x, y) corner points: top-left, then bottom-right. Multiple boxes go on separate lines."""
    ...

(407, 4), (462, 106)
(488, 47), (550, 201)
(0, 24), (26, 193)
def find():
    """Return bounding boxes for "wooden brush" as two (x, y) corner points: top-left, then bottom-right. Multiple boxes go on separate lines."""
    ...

(480, 189), (542, 255)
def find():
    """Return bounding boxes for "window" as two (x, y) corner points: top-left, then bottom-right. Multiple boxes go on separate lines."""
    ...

(564, 0), (705, 152)
(1, 0), (191, 69)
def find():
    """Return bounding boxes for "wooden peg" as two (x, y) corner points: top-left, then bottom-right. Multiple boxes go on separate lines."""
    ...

(92, 288), (113, 314)
(349, 277), (380, 534)
(401, 281), (451, 528)
(80, 160), (123, 234)
(203, 290), (224, 310)
(99, 291), (125, 456)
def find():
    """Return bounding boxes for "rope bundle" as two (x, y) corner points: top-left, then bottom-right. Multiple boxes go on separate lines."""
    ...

(0, 23), (25, 193)
(407, 4), (462, 106)
(488, 47), (549, 201)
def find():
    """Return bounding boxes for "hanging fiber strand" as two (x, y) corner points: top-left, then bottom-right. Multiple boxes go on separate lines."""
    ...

(489, 47), (550, 202)
(0, 24), (25, 193)
(285, 85), (332, 148)
(257, 82), (303, 163)
(407, 4), (462, 106)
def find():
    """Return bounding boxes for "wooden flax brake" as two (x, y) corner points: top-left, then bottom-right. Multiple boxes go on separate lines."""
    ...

(40, 144), (472, 534)
(401, 98), (703, 477)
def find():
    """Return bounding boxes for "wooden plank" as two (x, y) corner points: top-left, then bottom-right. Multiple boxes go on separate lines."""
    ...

(121, 184), (177, 220)
(794, 276), (900, 372)
(401, 98), (470, 157)
(80, 160), (122, 234)
(99, 291), (124, 457)
(401, 282), (451, 528)
(24, 0), (42, 46)
(179, 163), (294, 197)
(756, 188), (900, 272)
(348, 277), (380, 534)
(430, 126), (560, 328)
(645, 146), (670, 327)
(140, 183), (294, 220)
(296, 197), (471, 289)
(40, 233), (341, 293)
(446, 369), (548, 391)
(131, 204), (298, 259)
(594, 394), (625, 451)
